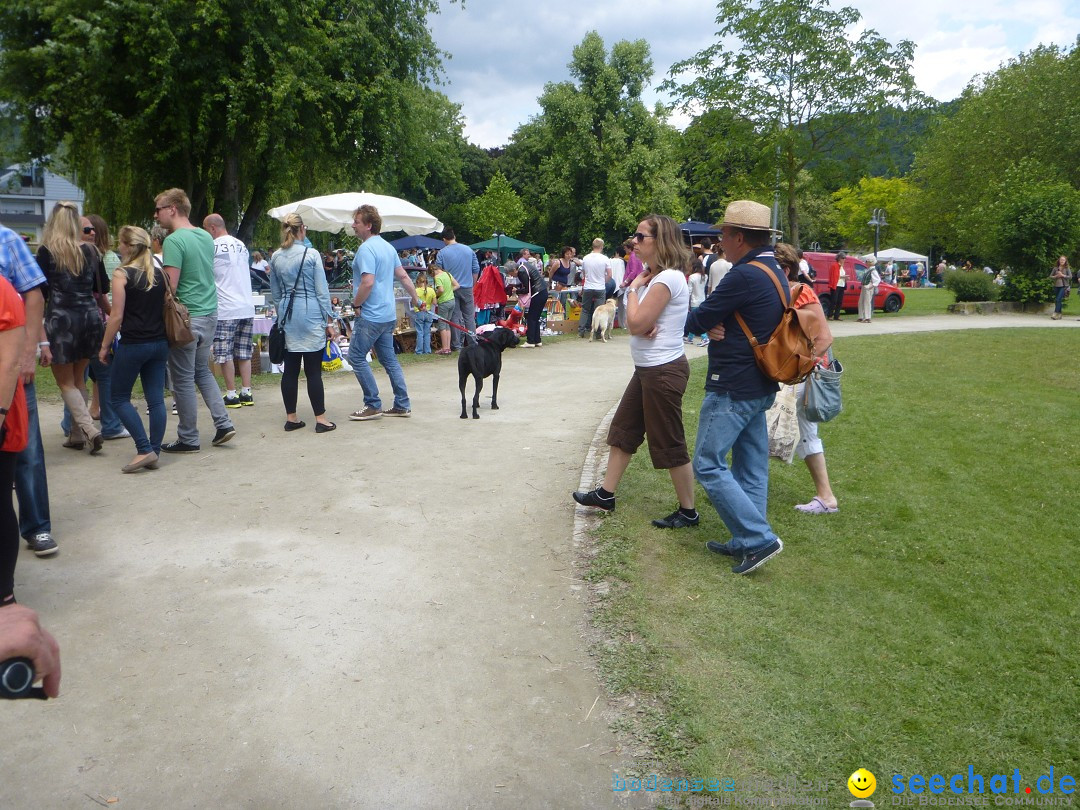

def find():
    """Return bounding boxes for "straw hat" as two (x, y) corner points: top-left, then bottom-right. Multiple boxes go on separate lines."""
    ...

(715, 200), (775, 232)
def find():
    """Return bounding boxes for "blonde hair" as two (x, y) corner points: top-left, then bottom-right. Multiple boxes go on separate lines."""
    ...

(117, 226), (156, 289)
(41, 201), (85, 276)
(640, 214), (692, 274)
(154, 188), (191, 217)
(280, 213), (305, 249)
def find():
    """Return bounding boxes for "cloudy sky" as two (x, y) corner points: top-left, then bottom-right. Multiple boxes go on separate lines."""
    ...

(427, 0), (1080, 148)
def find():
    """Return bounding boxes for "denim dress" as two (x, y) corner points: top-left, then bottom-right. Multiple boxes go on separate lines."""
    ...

(269, 244), (332, 353)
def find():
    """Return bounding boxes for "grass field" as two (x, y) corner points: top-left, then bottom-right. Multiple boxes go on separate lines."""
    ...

(588, 328), (1080, 793)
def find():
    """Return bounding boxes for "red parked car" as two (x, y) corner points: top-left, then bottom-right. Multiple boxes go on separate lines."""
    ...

(802, 252), (905, 317)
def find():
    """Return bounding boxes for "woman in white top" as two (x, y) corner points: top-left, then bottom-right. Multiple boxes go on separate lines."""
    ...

(573, 214), (699, 529)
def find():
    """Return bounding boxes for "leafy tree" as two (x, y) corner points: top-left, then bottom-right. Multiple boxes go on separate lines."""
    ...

(676, 108), (769, 223)
(831, 176), (915, 249)
(907, 44), (1080, 261)
(0, 0), (460, 243)
(463, 171), (527, 240)
(502, 32), (683, 250)
(665, 0), (923, 246)
(987, 162), (1080, 303)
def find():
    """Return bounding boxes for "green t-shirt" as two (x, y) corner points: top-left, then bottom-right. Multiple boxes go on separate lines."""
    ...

(433, 270), (454, 304)
(162, 227), (218, 316)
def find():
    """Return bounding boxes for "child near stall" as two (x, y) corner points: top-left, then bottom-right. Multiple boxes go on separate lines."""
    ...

(413, 272), (437, 354)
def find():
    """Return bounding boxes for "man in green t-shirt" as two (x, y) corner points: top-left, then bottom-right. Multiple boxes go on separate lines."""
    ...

(154, 188), (235, 452)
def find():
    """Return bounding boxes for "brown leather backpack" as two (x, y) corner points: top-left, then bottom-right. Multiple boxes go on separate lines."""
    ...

(734, 261), (823, 385)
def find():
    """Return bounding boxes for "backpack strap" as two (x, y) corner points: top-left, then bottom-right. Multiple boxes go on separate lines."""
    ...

(733, 260), (790, 347)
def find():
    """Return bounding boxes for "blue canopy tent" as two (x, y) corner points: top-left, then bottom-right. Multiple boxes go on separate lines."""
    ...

(389, 234), (444, 251)
(679, 220), (721, 239)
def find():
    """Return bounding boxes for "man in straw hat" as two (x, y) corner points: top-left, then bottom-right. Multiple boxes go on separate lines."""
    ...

(684, 200), (786, 574)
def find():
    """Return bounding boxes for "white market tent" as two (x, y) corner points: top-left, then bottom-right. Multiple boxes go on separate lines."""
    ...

(267, 192), (442, 235)
(862, 247), (929, 264)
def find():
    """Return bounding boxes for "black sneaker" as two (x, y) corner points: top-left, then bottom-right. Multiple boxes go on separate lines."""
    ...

(223, 393), (241, 409)
(705, 540), (736, 557)
(652, 508), (700, 529)
(731, 539), (783, 575)
(572, 488), (616, 512)
(162, 440), (200, 453)
(212, 427), (236, 446)
(239, 391), (254, 406)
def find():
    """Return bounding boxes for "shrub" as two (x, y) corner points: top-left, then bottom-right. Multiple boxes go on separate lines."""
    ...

(1001, 271), (1053, 304)
(944, 270), (999, 302)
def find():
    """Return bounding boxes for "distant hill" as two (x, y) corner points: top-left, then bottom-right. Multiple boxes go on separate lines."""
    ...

(807, 99), (961, 188)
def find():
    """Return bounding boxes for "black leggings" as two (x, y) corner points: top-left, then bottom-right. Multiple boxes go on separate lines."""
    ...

(281, 350), (325, 417)
(526, 288), (548, 345)
(0, 452), (18, 605)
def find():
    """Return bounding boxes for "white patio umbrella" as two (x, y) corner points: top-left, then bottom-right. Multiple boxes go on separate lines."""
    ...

(266, 192), (443, 236)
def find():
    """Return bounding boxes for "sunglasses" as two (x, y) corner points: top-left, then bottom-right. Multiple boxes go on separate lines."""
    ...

(632, 232), (654, 242)
(154, 205), (173, 213)
(83, 226), (95, 234)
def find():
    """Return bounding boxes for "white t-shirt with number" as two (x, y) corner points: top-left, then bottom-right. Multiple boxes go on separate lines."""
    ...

(630, 269), (690, 368)
(213, 234), (255, 320)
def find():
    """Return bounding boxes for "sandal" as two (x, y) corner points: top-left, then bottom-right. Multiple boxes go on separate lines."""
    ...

(795, 496), (838, 514)
(284, 420), (306, 431)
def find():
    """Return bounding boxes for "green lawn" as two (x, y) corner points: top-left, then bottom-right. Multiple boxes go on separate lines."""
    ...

(589, 328), (1080, 792)
(890, 286), (954, 316)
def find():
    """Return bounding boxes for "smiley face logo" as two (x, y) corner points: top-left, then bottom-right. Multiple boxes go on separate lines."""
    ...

(848, 769), (877, 798)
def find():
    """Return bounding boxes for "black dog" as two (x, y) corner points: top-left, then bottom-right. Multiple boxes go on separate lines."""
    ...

(458, 327), (520, 419)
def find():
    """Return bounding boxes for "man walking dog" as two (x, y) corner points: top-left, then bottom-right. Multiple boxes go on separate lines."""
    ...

(347, 204), (421, 421)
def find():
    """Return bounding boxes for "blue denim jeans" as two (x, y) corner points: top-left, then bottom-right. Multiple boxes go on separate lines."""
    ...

(692, 390), (779, 555)
(348, 318), (410, 411)
(60, 358), (124, 437)
(1054, 285), (1066, 314)
(414, 310), (433, 353)
(110, 339), (169, 455)
(16, 379), (51, 539)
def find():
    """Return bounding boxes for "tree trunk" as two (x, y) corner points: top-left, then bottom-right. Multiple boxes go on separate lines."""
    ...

(237, 180), (268, 247)
(216, 150), (241, 232)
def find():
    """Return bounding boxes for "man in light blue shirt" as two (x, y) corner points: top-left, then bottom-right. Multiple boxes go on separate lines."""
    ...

(0, 222), (56, 558)
(437, 227), (479, 350)
(347, 205), (421, 421)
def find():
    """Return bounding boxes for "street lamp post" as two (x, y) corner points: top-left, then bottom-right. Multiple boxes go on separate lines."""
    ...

(492, 231), (504, 261)
(867, 208), (888, 259)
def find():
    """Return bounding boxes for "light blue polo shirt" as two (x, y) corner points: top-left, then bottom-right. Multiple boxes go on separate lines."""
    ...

(352, 234), (401, 323)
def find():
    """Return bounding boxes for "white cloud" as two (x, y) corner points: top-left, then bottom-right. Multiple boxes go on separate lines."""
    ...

(428, 0), (1078, 147)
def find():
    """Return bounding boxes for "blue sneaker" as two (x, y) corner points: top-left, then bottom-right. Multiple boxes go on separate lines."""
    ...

(731, 539), (783, 575)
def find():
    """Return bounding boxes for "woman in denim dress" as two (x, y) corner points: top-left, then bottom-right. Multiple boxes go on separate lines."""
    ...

(269, 214), (335, 432)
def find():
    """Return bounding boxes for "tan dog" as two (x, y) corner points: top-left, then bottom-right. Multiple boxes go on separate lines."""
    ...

(589, 298), (618, 342)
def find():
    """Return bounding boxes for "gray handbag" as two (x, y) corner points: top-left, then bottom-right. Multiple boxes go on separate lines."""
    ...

(802, 353), (843, 422)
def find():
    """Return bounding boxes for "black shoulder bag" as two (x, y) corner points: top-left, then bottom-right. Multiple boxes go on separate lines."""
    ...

(268, 248), (308, 364)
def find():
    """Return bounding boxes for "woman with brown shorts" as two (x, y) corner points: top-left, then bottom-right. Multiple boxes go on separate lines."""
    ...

(572, 214), (699, 529)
